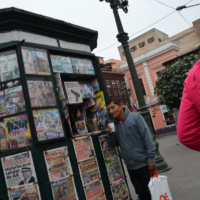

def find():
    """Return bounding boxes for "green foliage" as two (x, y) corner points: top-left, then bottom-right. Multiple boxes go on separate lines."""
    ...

(154, 51), (200, 111)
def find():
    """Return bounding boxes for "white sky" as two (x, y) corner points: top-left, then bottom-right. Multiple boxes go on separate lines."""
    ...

(1, 0), (200, 61)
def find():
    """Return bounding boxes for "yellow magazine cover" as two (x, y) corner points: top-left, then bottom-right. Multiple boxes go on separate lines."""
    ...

(95, 91), (106, 111)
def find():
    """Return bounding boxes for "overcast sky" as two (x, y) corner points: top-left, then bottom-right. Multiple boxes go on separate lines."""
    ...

(1, 0), (200, 61)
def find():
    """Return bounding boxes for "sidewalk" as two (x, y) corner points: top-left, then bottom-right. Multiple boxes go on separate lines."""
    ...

(123, 134), (200, 200)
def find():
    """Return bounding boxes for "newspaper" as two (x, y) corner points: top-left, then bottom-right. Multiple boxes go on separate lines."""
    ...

(84, 180), (105, 200)
(27, 80), (56, 107)
(64, 82), (83, 104)
(44, 147), (72, 181)
(51, 55), (73, 73)
(79, 157), (100, 186)
(0, 51), (20, 82)
(54, 73), (65, 100)
(105, 156), (124, 183)
(85, 59), (95, 75)
(51, 177), (78, 200)
(1, 151), (37, 188)
(8, 183), (41, 200)
(99, 135), (118, 160)
(33, 108), (64, 141)
(4, 85), (25, 115)
(0, 90), (6, 114)
(21, 47), (51, 75)
(111, 179), (129, 200)
(4, 114), (32, 150)
(73, 136), (95, 161)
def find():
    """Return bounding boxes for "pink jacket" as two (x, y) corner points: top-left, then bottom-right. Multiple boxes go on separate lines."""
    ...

(177, 60), (200, 151)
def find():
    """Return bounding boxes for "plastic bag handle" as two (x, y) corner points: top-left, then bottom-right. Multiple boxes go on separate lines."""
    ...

(150, 168), (159, 178)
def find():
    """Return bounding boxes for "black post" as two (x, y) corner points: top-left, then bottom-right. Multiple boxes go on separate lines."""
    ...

(106, 0), (171, 172)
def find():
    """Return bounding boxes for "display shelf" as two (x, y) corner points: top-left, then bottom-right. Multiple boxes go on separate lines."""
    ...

(59, 73), (97, 81)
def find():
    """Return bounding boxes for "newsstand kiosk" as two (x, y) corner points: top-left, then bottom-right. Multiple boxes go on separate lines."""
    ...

(0, 8), (131, 200)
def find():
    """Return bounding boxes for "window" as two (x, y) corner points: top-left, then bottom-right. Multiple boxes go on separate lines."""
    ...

(156, 70), (165, 78)
(111, 80), (118, 96)
(159, 38), (162, 42)
(105, 80), (113, 97)
(148, 37), (154, 44)
(139, 42), (145, 48)
(130, 46), (137, 52)
(139, 78), (146, 96)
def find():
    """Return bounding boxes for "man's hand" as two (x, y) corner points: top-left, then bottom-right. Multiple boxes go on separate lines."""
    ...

(148, 162), (156, 170)
(107, 125), (112, 133)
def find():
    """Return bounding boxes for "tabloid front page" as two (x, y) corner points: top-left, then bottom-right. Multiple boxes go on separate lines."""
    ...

(1, 151), (37, 188)
(44, 146), (72, 181)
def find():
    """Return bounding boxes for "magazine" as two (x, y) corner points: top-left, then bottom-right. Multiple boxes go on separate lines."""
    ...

(86, 107), (97, 119)
(84, 180), (105, 200)
(73, 136), (95, 161)
(69, 104), (84, 122)
(111, 179), (129, 200)
(21, 47), (51, 75)
(54, 73), (65, 100)
(71, 58), (80, 74)
(95, 91), (106, 111)
(79, 157), (100, 186)
(0, 90), (6, 114)
(99, 135), (118, 160)
(51, 177), (78, 200)
(83, 98), (96, 110)
(0, 51), (20, 82)
(91, 79), (100, 93)
(0, 122), (7, 151)
(4, 114), (32, 150)
(1, 151), (37, 188)
(78, 59), (87, 74)
(105, 156), (124, 183)
(75, 120), (88, 136)
(87, 119), (98, 132)
(4, 85), (25, 115)
(64, 82), (83, 104)
(96, 110), (108, 131)
(51, 55), (73, 73)
(85, 59), (95, 75)
(44, 147), (72, 181)
(79, 82), (95, 99)
(33, 108), (64, 141)
(27, 80), (56, 107)
(8, 183), (41, 200)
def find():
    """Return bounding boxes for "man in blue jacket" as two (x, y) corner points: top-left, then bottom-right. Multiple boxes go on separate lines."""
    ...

(107, 98), (156, 200)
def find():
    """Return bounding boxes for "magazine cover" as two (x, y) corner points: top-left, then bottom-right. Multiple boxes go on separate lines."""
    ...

(78, 59), (86, 74)
(73, 136), (95, 161)
(105, 156), (124, 183)
(33, 108), (64, 141)
(95, 91), (106, 111)
(1, 151), (37, 188)
(83, 98), (96, 110)
(4, 85), (25, 115)
(75, 120), (88, 136)
(64, 82), (83, 104)
(85, 59), (95, 75)
(86, 107), (97, 119)
(8, 183), (41, 200)
(99, 135), (118, 160)
(79, 157), (100, 186)
(51, 55), (73, 73)
(86, 119), (98, 132)
(111, 179), (129, 200)
(27, 80), (56, 107)
(54, 73), (65, 100)
(84, 180), (105, 200)
(96, 110), (108, 131)
(44, 146), (72, 181)
(0, 90), (6, 114)
(4, 114), (32, 149)
(79, 82), (95, 99)
(69, 104), (84, 122)
(0, 51), (20, 82)
(71, 58), (80, 74)
(91, 79), (100, 93)
(51, 177), (78, 200)
(0, 122), (7, 151)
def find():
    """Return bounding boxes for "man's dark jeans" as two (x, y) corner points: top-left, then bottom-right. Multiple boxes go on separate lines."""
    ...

(128, 166), (151, 200)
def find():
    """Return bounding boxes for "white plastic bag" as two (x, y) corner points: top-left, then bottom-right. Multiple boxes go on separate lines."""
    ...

(148, 170), (172, 200)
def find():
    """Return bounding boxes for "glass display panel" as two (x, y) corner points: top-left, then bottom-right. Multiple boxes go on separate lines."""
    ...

(21, 46), (51, 75)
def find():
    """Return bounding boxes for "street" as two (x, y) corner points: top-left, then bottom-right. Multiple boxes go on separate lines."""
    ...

(123, 134), (200, 200)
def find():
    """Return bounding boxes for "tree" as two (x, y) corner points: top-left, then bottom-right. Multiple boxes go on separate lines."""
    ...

(154, 51), (200, 112)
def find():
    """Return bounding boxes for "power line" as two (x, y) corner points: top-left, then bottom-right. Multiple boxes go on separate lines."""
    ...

(154, 0), (175, 10)
(94, 10), (175, 54)
(177, 12), (191, 28)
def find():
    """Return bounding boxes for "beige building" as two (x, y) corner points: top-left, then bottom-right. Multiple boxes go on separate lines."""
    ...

(118, 19), (200, 61)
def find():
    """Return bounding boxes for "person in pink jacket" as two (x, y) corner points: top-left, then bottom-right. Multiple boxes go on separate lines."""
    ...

(177, 60), (200, 151)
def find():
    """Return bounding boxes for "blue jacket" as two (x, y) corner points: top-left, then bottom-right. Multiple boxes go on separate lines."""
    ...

(107, 107), (156, 170)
